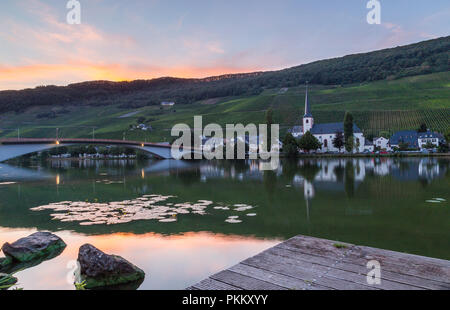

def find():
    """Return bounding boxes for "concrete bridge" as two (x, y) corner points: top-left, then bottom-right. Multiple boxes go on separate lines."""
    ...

(0, 138), (188, 162)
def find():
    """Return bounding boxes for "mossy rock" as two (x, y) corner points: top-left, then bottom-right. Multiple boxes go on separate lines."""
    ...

(1, 232), (66, 263)
(0, 256), (13, 268)
(75, 244), (145, 290)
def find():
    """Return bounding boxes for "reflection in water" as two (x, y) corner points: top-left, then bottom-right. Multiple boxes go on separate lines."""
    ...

(0, 157), (449, 290)
(1, 228), (278, 290)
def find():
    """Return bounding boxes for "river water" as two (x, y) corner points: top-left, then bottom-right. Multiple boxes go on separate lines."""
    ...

(0, 157), (448, 289)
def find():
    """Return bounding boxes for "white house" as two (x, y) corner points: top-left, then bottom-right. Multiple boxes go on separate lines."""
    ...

(364, 140), (374, 152)
(374, 137), (390, 150)
(294, 85), (366, 153)
(161, 102), (175, 106)
(418, 131), (444, 150)
(390, 130), (445, 150)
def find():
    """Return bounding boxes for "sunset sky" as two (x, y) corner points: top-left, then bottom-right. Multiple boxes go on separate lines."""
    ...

(1, 0), (449, 90)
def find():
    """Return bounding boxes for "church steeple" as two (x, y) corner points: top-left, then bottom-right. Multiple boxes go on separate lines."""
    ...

(302, 82), (314, 133)
(304, 82), (312, 117)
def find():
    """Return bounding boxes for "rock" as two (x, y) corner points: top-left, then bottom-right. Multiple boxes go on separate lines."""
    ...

(0, 273), (17, 289)
(0, 256), (13, 268)
(1, 232), (66, 263)
(76, 244), (145, 289)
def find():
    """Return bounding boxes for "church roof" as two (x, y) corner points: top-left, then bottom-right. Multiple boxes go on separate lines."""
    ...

(390, 130), (418, 147)
(310, 122), (362, 135)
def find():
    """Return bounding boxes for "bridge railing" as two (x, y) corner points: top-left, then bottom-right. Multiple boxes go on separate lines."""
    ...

(0, 138), (173, 148)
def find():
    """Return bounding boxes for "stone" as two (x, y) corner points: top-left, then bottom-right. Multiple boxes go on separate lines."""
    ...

(0, 256), (13, 268)
(0, 273), (17, 289)
(1, 232), (66, 263)
(76, 244), (145, 289)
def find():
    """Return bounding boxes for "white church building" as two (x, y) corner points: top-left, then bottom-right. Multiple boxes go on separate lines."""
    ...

(291, 85), (366, 153)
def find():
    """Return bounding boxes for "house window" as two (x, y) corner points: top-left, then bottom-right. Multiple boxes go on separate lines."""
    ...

(324, 139), (328, 148)
(306, 120), (309, 124)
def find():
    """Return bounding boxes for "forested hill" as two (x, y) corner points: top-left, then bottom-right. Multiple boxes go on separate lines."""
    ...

(0, 36), (448, 114)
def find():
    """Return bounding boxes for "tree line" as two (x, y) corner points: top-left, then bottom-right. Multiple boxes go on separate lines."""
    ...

(0, 36), (448, 114)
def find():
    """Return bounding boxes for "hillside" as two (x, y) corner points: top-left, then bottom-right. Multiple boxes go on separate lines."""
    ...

(1, 72), (449, 141)
(0, 36), (448, 114)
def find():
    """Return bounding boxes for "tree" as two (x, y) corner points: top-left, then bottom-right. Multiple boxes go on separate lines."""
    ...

(346, 136), (354, 153)
(86, 145), (97, 155)
(332, 131), (344, 152)
(298, 131), (321, 153)
(398, 141), (409, 151)
(445, 129), (450, 145)
(266, 108), (273, 133)
(438, 142), (449, 153)
(282, 133), (299, 158)
(344, 112), (354, 152)
(417, 123), (427, 133)
(423, 142), (435, 150)
(355, 138), (361, 153)
(264, 108), (274, 151)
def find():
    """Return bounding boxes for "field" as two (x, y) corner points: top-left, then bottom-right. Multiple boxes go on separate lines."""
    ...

(0, 72), (449, 142)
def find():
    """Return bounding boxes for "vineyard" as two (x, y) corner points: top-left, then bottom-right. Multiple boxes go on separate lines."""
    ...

(312, 109), (450, 137)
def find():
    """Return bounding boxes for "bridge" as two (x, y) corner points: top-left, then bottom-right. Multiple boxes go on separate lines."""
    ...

(0, 138), (188, 162)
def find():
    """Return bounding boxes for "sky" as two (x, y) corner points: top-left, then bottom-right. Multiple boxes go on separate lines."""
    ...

(0, 0), (449, 90)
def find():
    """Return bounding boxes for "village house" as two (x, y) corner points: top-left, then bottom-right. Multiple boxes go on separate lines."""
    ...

(389, 130), (445, 150)
(374, 137), (391, 151)
(418, 131), (445, 149)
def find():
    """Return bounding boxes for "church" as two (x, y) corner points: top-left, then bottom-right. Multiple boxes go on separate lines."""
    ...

(290, 86), (366, 153)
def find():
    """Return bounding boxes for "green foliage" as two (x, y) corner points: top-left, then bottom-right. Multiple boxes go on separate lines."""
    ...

(333, 243), (348, 249)
(266, 108), (273, 142)
(445, 129), (450, 143)
(282, 133), (299, 158)
(0, 273), (18, 290)
(345, 136), (354, 153)
(0, 37), (448, 114)
(399, 142), (410, 151)
(86, 145), (97, 155)
(75, 281), (87, 290)
(417, 123), (428, 133)
(298, 131), (321, 153)
(344, 112), (354, 152)
(0, 72), (448, 144)
(423, 142), (435, 149)
(332, 131), (344, 152)
(438, 143), (449, 153)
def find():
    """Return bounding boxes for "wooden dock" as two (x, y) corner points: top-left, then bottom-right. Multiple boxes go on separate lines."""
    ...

(188, 235), (450, 290)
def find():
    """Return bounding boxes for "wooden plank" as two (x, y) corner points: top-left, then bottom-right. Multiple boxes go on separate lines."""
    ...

(228, 263), (329, 290)
(242, 251), (378, 290)
(284, 236), (450, 285)
(210, 270), (287, 290)
(190, 278), (242, 290)
(278, 243), (448, 290)
(347, 246), (450, 284)
(263, 247), (420, 290)
(187, 235), (450, 290)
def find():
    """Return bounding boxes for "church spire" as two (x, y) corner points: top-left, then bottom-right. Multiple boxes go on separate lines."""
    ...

(304, 82), (312, 117)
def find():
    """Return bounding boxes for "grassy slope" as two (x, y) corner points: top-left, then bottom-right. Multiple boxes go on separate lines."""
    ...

(0, 72), (449, 141)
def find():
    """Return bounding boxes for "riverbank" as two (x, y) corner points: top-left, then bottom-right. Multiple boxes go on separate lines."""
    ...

(290, 153), (450, 159)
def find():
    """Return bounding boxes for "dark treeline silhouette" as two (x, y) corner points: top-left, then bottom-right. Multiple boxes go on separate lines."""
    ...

(0, 36), (448, 114)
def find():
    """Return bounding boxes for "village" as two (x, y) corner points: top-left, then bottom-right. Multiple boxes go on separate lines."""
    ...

(284, 86), (448, 156)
